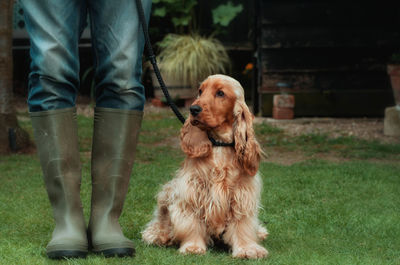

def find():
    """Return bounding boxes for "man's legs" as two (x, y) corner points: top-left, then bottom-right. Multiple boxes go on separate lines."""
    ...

(87, 0), (151, 257)
(21, 0), (88, 259)
(23, 0), (87, 112)
(89, 0), (151, 111)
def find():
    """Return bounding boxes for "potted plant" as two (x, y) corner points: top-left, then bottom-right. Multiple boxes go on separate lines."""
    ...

(387, 52), (400, 108)
(150, 0), (243, 105)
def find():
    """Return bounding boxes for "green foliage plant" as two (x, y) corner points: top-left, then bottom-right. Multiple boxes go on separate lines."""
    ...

(211, 1), (243, 36)
(390, 52), (400, 64)
(152, 0), (198, 35)
(151, 0), (243, 89)
(158, 34), (230, 89)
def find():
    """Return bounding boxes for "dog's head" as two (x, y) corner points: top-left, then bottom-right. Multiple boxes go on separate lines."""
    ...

(180, 74), (261, 176)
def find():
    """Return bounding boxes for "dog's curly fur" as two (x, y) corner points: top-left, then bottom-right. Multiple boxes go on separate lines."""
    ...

(142, 75), (268, 259)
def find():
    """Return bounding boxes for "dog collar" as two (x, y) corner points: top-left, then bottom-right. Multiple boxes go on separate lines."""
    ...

(208, 135), (235, 147)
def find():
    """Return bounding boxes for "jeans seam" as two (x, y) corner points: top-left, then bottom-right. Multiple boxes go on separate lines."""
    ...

(88, 6), (100, 99)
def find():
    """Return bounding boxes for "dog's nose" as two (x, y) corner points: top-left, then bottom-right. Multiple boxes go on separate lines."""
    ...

(190, 105), (202, 117)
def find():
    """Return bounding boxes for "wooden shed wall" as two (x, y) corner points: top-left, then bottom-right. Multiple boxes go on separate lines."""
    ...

(256, 1), (400, 117)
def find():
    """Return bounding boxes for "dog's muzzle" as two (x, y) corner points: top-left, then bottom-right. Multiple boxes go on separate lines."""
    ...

(190, 105), (202, 117)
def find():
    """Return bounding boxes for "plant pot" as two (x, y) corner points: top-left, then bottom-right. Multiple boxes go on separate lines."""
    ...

(387, 64), (400, 106)
(150, 69), (197, 107)
(272, 94), (295, 119)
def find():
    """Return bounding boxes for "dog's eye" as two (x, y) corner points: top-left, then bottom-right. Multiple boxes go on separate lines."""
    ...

(198, 89), (202, 96)
(216, 90), (224, 97)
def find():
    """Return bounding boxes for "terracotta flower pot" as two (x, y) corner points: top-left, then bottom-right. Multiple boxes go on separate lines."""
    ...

(150, 69), (197, 107)
(151, 69), (196, 99)
(387, 64), (400, 107)
(272, 94), (295, 119)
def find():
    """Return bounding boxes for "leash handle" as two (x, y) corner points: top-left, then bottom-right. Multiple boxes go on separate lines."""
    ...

(135, 0), (186, 124)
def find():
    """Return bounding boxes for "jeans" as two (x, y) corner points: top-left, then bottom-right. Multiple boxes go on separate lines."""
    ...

(21, 0), (152, 112)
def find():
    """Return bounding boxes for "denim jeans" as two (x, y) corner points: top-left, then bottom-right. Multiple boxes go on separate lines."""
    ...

(21, 0), (152, 112)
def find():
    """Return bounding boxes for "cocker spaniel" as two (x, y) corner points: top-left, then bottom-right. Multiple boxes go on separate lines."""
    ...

(142, 75), (268, 259)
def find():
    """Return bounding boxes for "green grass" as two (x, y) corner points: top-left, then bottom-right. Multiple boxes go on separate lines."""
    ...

(256, 123), (400, 159)
(0, 110), (399, 264)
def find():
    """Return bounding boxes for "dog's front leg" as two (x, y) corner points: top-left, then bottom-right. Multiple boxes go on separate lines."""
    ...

(170, 207), (207, 255)
(223, 216), (268, 259)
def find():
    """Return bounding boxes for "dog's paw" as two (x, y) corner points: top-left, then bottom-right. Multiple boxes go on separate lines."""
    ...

(232, 244), (268, 259)
(142, 224), (171, 246)
(179, 242), (206, 255)
(257, 225), (269, 241)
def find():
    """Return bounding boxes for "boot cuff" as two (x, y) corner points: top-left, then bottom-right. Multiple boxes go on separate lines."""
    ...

(94, 107), (143, 116)
(29, 107), (76, 117)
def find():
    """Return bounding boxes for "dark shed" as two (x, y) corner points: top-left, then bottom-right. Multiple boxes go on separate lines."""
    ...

(255, 1), (400, 117)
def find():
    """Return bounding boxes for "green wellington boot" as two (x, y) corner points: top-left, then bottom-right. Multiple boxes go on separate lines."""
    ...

(30, 108), (88, 259)
(88, 107), (142, 257)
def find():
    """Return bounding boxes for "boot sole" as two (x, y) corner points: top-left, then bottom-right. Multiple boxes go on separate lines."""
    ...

(94, 248), (135, 258)
(47, 250), (87, 259)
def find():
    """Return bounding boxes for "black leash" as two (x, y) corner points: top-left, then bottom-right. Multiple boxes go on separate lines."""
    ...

(135, 0), (186, 124)
(136, 0), (234, 147)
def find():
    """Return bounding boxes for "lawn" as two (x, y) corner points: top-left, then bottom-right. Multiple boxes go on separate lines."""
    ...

(0, 106), (399, 265)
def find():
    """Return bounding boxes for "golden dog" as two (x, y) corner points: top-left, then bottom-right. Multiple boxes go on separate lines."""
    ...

(142, 75), (268, 259)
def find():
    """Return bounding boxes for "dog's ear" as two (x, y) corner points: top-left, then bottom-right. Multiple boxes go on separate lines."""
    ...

(180, 118), (212, 158)
(233, 101), (261, 176)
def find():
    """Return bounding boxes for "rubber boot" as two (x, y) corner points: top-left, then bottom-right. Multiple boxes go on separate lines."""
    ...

(88, 107), (142, 257)
(30, 107), (88, 259)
